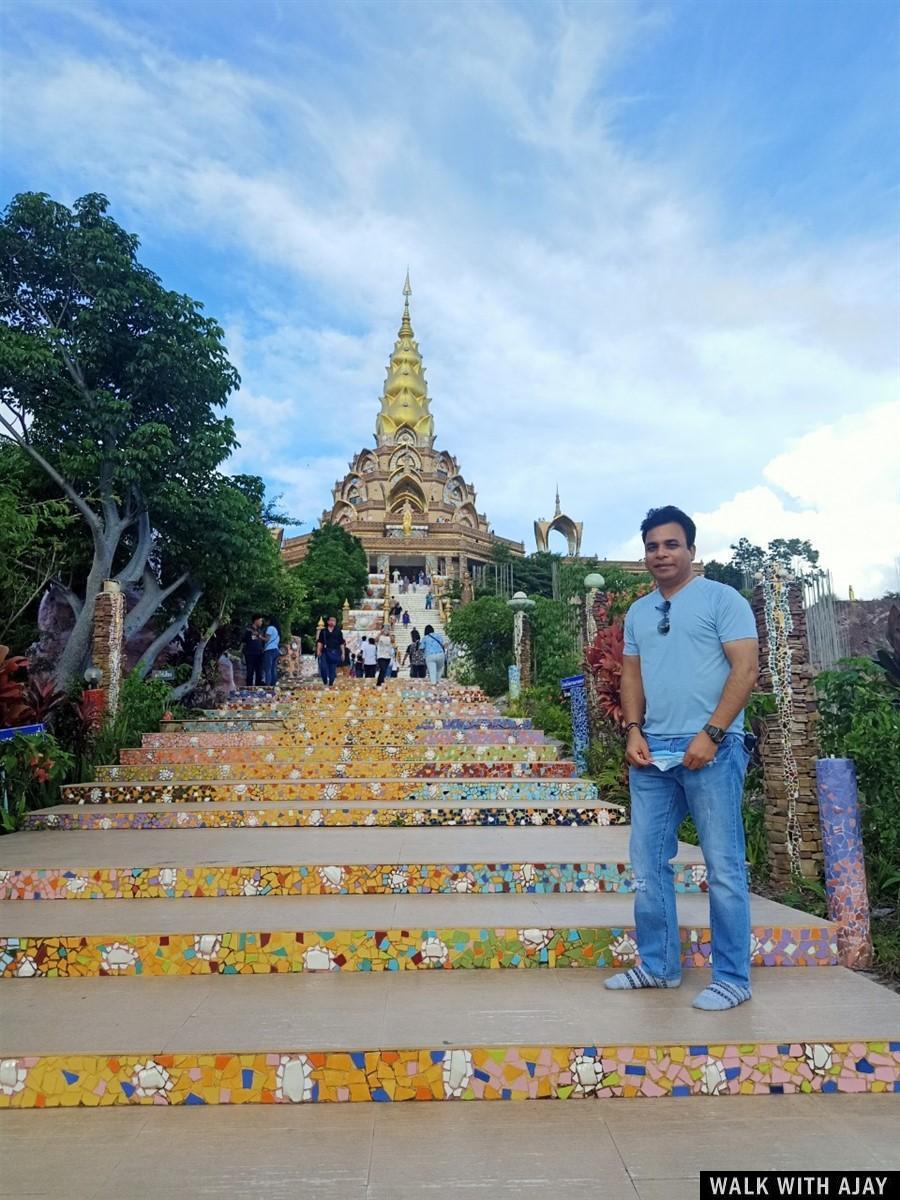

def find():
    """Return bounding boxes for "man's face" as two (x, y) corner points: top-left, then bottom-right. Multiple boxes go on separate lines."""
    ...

(327, 619), (336, 630)
(643, 522), (695, 585)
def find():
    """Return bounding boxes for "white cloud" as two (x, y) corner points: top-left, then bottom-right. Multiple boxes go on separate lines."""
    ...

(691, 400), (900, 598)
(3, 2), (897, 596)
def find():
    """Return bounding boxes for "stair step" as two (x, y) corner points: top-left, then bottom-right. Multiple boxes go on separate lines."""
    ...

(93, 761), (578, 781)
(0, 892), (837, 977)
(2, 968), (897, 1106)
(24, 798), (622, 831)
(0, 826), (704, 899)
(59, 778), (599, 806)
(122, 744), (561, 763)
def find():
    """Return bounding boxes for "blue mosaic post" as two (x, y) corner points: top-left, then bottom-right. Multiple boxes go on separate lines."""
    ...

(508, 665), (521, 701)
(816, 757), (873, 969)
(561, 675), (588, 775)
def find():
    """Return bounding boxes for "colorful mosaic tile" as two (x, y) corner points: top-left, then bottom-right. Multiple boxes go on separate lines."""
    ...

(122, 744), (560, 764)
(2, 1041), (896, 1108)
(93, 760), (577, 782)
(0, 859), (703, 900)
(23, 804), (618, 831)
(0, 924), (838, 978)
(61, 778), (599, 806)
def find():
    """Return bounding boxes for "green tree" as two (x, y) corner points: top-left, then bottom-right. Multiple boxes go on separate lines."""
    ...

(447, 595), (513, 695)
(530, 595), (580, 686)
(0, 191), (241, 686)
(0, 443), (79, 648)
(292, 523), (368, 637)
(703, 559), (744, 590)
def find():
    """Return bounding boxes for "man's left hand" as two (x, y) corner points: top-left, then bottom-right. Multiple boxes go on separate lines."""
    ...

(682, 731), (718, 770)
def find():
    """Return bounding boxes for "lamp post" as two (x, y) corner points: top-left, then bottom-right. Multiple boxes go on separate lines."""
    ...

(583, 572), (605, 646)
(82, 665), (106, 731)
(508, 591), (536, 695)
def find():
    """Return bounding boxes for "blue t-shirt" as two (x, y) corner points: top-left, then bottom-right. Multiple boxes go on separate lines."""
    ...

(265, 625), (280, 652)
(623, 577), (757, 737)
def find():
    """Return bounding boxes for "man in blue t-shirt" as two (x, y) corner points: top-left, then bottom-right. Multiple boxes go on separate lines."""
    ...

(607, 505), (758, 1011)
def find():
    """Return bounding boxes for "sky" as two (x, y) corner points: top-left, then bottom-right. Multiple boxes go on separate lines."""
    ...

(2, 0), (898, 597)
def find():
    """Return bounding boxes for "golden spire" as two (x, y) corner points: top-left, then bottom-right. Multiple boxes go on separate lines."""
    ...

(375, 275), (434, 447)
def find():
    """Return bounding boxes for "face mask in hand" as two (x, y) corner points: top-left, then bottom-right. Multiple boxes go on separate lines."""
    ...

(649, 752), (684, 772)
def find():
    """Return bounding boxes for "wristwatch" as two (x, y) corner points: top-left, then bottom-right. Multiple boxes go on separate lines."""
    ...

(702, 723), (726, 744)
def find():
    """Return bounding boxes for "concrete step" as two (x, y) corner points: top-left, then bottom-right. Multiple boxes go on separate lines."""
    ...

(2, 968), (897, 1107)
(3, 1095), (898, 1197)
(93, 760), (578, 781)
(0, 892), (837, 977)
(59, 777), (599, 807)
(0, 826), (703, 899)
(24, 796), (621, 831)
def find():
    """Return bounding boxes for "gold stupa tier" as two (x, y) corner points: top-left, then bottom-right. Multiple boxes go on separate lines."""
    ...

(375, 272), (434, 447)
(282, 277), (524, 581)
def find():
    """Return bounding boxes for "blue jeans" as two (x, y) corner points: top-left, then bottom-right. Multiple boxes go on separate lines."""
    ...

(321, 650), (340, 686)
(628, 733), (751, 987)
(262, 649), (279, 685)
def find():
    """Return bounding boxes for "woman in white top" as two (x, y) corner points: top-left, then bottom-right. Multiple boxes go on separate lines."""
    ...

(375, 629), (394, 687)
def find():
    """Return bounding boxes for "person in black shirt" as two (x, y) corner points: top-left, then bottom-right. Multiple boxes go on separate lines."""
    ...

(316, 615), (345, 687)
(242, 614), (266, 687)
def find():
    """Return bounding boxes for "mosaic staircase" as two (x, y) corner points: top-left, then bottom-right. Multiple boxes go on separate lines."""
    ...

(1, 680), (898, 1110)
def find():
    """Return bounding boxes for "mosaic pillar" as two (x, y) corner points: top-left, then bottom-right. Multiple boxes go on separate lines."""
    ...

(568, 677), (588, 775)
(816, 757), (873, 969)
(376, 554), (390, 579)
(513, 610), (532, 691)
(425, 554), (438, 581)
(90, 581), (125, 716)
(752, 571), (822, 887)
(508, 665), (521, 701)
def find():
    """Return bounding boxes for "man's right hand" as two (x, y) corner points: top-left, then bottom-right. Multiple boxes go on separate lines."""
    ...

(625, 726), (652, 767)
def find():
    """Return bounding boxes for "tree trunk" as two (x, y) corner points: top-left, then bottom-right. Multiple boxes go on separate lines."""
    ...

(168, 605), (224, 703)
(53, 541), (114, 689)
(135, 584), (203, 679)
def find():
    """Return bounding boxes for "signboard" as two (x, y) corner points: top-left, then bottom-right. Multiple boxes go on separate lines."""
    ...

(151, 668), (175, 681)
(0, 723), (45, 742)
(559, 674), (584, 693)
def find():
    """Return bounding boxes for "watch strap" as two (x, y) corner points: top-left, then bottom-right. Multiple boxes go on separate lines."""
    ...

(703, 723), (725, 744)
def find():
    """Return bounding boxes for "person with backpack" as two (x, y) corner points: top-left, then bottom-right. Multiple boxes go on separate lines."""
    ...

(403, 629), (426, 678)
(422, 624), (446, 684)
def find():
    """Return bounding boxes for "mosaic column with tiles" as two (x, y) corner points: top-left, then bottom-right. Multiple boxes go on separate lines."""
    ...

(751, 569), (822, 887)
(90, 581), (125, 717)
(816, 757), (873, 968)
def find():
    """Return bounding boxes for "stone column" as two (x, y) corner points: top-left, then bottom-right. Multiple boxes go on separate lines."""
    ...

(90, 581), (125, 716)
(752, 569), (822, 887)
(816, 758), (873, 968)
(568, 676), (588, 774)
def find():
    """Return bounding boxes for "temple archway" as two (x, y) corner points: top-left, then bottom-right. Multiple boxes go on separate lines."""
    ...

(388, 475), (427, 514)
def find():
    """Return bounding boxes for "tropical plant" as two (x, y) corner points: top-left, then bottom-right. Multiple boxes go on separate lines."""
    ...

(447, 595), (513, 696)
(0, 645), (29, 727)
(0, 731), (72, 832)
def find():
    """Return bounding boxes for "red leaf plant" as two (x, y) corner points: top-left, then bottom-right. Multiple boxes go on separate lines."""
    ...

(0, 646), (30, 728)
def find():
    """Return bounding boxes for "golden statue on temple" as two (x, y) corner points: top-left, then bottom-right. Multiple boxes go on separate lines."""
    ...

(402, 499), (413, 537)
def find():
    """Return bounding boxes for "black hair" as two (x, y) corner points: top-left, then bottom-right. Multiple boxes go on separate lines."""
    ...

(423, 624), (435, 636)
(640, 506), (696, 549)
(410, 629), (420, 641)
(251, 613), (263, 622)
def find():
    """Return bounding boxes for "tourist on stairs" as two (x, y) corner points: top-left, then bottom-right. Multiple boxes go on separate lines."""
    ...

(242, 614), (266, 687)
(403, 629), (426, 678)
(422, 624), (446, 684)
(375, 628), (394, 686)
(316, 615), (345, 688)
(607, 505), (758, 1011)
(262, 618), (280, 685)
(361, 637), (378, 679)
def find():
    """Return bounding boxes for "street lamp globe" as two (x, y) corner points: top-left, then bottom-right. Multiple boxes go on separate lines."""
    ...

(584, 572), (605, 591)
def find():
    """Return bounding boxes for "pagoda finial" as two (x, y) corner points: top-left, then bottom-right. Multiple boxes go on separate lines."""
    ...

(554, 486), (561, 517)
(375, 274), (434, 447)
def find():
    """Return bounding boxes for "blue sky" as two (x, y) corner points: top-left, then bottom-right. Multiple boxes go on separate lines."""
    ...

(2, 0), (898, 595)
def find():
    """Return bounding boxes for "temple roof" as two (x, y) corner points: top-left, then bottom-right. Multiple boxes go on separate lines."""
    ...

(375, 275), (435, 448)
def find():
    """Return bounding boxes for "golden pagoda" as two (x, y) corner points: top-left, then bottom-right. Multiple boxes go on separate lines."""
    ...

(281, 278), (524, 580)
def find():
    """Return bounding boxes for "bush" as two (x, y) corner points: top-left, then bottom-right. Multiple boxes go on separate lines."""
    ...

(89, 671), (180, 768)
(447, 596), (513, 696)
(0, 732), (73, 832)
